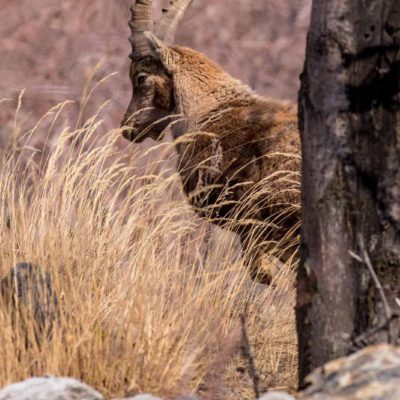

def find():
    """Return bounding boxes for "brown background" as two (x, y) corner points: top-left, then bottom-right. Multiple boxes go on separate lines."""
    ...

(1, 0), (311, 147)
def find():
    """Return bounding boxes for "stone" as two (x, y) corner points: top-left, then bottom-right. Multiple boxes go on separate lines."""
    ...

(0, 262), (59, 343)
(173, 396), (198, 400)
(300, 344), (400, 400)
(258, 392), (296, 400)
(117, 395), (195, 400)
(0, 376), (103, 400)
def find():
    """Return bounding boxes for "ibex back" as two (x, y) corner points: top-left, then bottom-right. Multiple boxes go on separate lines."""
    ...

(121, 0), (301, 284)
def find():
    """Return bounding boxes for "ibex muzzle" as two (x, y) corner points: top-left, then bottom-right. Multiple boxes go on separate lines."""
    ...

(121, 0), (301, 285)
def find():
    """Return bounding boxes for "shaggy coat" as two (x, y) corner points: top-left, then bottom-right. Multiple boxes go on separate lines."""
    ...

(122, 33), (300, 284)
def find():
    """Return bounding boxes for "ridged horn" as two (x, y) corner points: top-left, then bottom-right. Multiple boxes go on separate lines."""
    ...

(129, 0), (153, 60)
(155, 0), (193, 44)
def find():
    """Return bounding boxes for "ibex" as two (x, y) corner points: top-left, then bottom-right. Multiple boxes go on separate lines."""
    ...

(121, 0), (301, 284)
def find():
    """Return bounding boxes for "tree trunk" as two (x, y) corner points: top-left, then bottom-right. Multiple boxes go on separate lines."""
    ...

(297, 0), (400, 386)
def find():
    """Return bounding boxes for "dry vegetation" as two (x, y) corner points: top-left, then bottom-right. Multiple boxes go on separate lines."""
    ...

(0, 100), (297, 398)
(0, 0), (310, 398)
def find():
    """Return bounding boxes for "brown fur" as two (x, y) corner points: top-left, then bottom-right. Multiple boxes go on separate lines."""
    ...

(121, 34), (300, 284)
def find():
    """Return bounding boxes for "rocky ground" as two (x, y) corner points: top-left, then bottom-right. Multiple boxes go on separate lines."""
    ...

(1, 344), (399, 400)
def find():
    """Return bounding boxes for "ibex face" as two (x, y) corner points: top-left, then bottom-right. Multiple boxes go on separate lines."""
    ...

(121, 0), (192, 142)
(121, 57), (174, 142)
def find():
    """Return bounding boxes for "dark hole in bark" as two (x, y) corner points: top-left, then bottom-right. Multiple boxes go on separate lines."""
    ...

(345, 60), (400, 112)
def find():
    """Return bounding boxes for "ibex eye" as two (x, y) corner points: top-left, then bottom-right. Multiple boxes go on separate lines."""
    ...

(136, 74), (148, 86)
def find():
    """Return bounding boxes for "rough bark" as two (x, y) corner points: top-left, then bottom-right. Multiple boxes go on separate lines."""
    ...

(297, 0), (400, 385)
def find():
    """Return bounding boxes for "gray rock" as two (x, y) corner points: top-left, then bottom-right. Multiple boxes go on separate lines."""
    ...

(258, 392), (296, 400)
(0, 262), (59, 343)
(119, 395), (194, 400)
(0, 376), (103, 400)
(174, 396), (198, 400)
(124, 396), (161, 400)
(300, 344), (400, 400)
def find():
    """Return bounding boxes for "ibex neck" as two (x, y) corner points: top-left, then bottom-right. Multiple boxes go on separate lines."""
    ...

(171, 46), (255, 129)
(177, 79), (255, 133)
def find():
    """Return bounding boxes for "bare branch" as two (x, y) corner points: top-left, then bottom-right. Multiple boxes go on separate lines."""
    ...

(349, 235), (397, 344)
(351, 313), (400, 350)
(358, 234), (392, 321)
(240, 312), (261, 399)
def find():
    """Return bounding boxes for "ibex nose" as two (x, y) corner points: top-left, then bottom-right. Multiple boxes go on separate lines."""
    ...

(121, 126), (136, 141)
(120, 117), (137, 141)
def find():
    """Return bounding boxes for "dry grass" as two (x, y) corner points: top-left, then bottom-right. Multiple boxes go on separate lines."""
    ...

(0, 95), (297, 399)
(0, 1), (305, 397)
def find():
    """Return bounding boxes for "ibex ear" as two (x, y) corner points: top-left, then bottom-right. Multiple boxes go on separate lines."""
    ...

(143, 31), (167, 59)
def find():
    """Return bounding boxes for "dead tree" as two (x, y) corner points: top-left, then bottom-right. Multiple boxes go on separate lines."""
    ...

(297, 0), (400, 385)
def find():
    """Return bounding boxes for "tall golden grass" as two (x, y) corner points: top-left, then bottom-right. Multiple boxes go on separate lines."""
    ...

(0, 95), (297, 398)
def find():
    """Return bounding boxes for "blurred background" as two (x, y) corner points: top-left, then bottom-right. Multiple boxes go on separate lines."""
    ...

(0, 0), (311, 147)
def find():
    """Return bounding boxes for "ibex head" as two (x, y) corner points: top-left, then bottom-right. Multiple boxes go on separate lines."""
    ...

(121, 0), (192, 142)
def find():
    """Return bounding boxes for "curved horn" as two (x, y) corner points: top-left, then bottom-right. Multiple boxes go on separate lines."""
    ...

(129, 0), (153, 60)
(155, 0), (193, 44)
